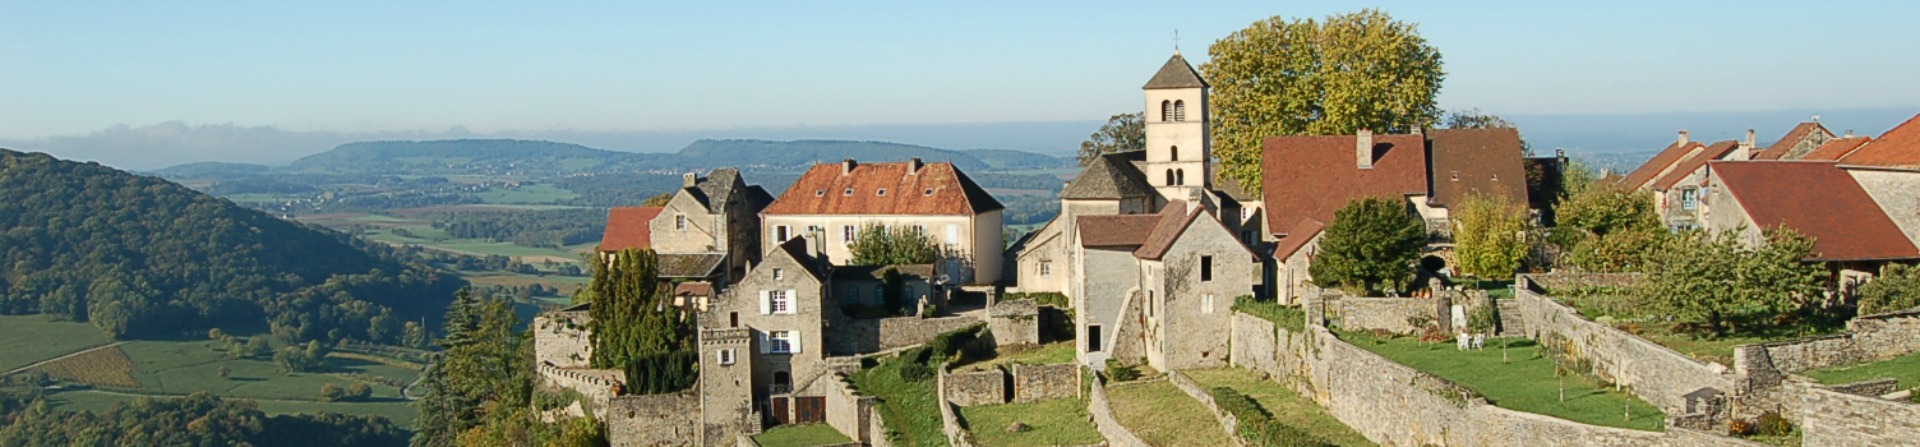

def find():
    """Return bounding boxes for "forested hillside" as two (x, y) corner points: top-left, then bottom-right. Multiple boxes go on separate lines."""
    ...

(0, 149), (465, 342)
(285, 139), (665, 175)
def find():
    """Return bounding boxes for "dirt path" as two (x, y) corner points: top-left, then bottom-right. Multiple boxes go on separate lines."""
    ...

(5, 341), (124, 376)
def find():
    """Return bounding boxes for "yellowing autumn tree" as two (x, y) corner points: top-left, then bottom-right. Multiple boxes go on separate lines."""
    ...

(1204, 9), (1445, 194)
(1452, 193), (1533, 279)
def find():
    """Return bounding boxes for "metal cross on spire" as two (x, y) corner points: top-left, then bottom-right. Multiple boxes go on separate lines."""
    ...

(1174, 29), (1180, 55)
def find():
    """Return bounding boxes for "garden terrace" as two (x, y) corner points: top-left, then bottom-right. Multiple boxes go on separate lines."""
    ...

(752, 423), (854, 447)
(1183, 368), (1373, 446)
(847, 350), (947, 447)
(952, 342), (1074, 373)
(1802, 350), (1920, 390)
(1104, 379), (1236, 447)
(1335, 331), (1666, 431)
(957, 397), (1102, 447)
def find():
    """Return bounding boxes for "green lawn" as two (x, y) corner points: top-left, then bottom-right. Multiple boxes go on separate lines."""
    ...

(753, 423), (854, 447)
(46, 389), (419, 428)
(955, 342), (1075, 372)
(0, 315), (111, 372)
(1553, 294), (1832, 366)
(1184, 368), (1373, 446)
(1105, 380), (1235, 447)
(1339, 332), (1665, 431)
(1803, 351), (1920, 389)
(848, 353), (948, 447)
(959, 397), (1102, 447)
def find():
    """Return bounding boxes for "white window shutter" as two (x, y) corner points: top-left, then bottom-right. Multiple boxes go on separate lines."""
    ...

(786, 289), (798, 314)
(759, 290), (771, 315)
(791, 330), (802, 354)
(757, 331), (769, 354)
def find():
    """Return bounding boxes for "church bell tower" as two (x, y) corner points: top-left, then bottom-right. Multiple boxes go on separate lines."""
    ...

(1141, 52), (1210, 206)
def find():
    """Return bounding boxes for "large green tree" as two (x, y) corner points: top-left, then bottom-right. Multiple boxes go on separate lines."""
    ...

(1310, 197), (1428, 295)
(1554, 182), (1665, 271)
(412, 290), (533, 447)
(587, 249), (696, 393)
(849, 225), (941, 266)
(1859, 264), (1920, 315)
(1452, 193), (1533, 279)
(1633, 228), (1825, 337)
(1204, 9), (1445, 193)
(1077, 112), (1145, 166)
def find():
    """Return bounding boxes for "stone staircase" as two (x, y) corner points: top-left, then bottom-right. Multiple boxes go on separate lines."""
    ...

(1496, 299), (1527, 337)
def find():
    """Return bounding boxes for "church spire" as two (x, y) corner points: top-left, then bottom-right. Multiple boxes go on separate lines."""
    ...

(1143, 53), (1207, 90)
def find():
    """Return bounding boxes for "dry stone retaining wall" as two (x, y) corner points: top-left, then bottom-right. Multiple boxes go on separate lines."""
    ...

(933, 360), (977, 447)
(607, 391), (701, 447)
(943, 368), (1005, 407)
(1084, 371), (1152, 447)
(815, 373), (876, 445)
(1166, 370), (1241, 446)
(1513, 281), (1733, 412)
(1011, 363), (1078, 403)
(1736, 309), (1920, 390)
(534, 311), (594, 368)
(1790, 383), (1920, 446)
(987, 299), (1040, 346)
(1331, 296), (1445, 335)
(827, 313), (984, 355)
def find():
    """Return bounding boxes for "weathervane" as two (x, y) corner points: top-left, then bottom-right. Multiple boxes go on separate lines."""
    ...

(1174, 29), (1180, 54)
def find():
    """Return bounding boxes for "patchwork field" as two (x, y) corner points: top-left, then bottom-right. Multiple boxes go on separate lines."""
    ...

(1104, 380), (1234, 447)
(1184, 368), (1373, 446)
(1340, 333), (1665, 431)
(0, 315), (114, 373)
(29, 345), (141, 388)
(959, 397), (1102, 447)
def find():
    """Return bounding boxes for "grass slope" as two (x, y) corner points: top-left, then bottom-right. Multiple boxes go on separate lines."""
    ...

(753, 423), (854, 447)
(954, 342), (1074, 372)
(1105, 380), (1234, 447)
(1340, 333), (1665, 431)
(1185, 368), (1374, 446)
(848, 354), (947, 447)
(1803, 351), (1920, 388)
(959, 397), (1102, 447)
(0, 315), (112, 372)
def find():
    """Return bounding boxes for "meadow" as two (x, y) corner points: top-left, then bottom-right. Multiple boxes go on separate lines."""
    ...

(0, 315), (112, 372)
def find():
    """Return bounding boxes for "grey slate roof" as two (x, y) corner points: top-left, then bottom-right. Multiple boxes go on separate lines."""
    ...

(1061, 151), (1154, 200)
(1143, 53), (1208, 90)
(687, 168), (745, 212)
(657, 253), (727, 278)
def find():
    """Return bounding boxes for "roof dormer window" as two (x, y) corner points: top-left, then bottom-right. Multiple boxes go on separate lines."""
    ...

(924, 188), (935, 196)
(815, 189), (825, 197)
(844, 188), (854, 196)
(877, 188), (887, 196)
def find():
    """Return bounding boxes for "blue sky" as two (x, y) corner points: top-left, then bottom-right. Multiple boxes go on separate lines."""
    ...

(3, 0), (1918, 140)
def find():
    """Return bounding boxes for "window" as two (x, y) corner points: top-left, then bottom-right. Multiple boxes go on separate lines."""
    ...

(877, 188), (887, 196)
(1680, 188), (1700, 211)
(1160, 100), (1173, 122)
(815, 189), (825, 197)
(776, 225), (791, 242)
(772, 268), (785, 281)
(1088, 325), (1103, 352)
(1176, 169), (1185, 186)
(769, 289), (791, 314)
(1039, 261), (1051, 276)
(844, 188), (854, 196)
(924, 188), (935, 196)
(847, 286), (860, 302)
(1165, 169), (1175, 185)
(873, 285), (884, 302)
(718, 348), (736, 365)
(843, 225), (856, 244)
(1202, 294), (1216, 314)
(945, 224), (958, 244)
(729, 312), (739, 328)
(1201, 256), (1214, 282)
(675, 214), (687, 230)
(769, 331), (796, 354)
(1146, 290), (1154, 317)
(1173, 100), (1186, 121)
(1170, 145), (1179, 161)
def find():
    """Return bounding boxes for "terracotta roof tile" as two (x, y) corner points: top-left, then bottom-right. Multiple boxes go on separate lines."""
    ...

(1426, 128), (1530, 207)
(674, 281), (713, 298)
(763, 160), (1003, 216)
(1839, 113), (1920, 169)
(599, 206), (663, 252)
(1132, 203), (1198, 260)
(1802, 137), (1873, 161)
(1619, 140), (1705, 189)
(1711, 161), (1919, 261)
(1076, 214), (1161, 248)
(1260, 133), (1427, 235)
(1651, 140), (1739, 191)
(1752, 122), (1831, 160)
(1272, 218), (1326, 260)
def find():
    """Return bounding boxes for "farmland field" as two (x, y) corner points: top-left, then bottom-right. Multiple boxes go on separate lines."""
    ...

(30, 345), (141, 388)
(0, 315), (113, 372)
(46, 389), (421, 427)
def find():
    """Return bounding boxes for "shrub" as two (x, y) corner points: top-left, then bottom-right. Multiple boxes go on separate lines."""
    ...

(1468, 304), (1500, 334)
(1753, 411), (1792, 437)
(217, 366), (232, 379)
(898, 363), (935, 382)
(1210, 387), (1332, 447)
(319, 383), (346, 402)
(348, 382), (374, 401)
(1232, 295), (1307, 332)
(1104, 359), (1140, 382)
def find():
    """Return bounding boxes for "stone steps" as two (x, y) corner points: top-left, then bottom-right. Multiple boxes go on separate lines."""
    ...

(1496, 299), (1527, 336)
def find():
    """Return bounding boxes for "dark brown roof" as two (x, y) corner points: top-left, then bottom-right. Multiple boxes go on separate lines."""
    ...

(1711, 161), (1920, 261)
(1651, 140), (1739, 191)
(1802, 137), (1873, 161)
(674, 281), (713, 298)
(1272, 218), (1326, 260)
(768, 237), (829, 280)
(1076, 214), (1161, 248)
(1426, 128), (1530, 208)
(763, 160), (1003, 216)
(657, 253), (726, 278)
(599, 206), (662, 252)
(1143, 53), (1208, 90)
(1260, 133), (1428, 236)
(1062, 151), (1154, 200)
(1752, 122), (1832, 160)
(1618, 139), (1706, 189)
(685, 168), (751, 212)
(1132, 203), (1198, 260)
(1839, 113), (1920, 169)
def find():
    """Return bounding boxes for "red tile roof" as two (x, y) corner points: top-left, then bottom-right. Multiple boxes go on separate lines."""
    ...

(598, 206), (662, 252)
(1426, 128), (1530, 207)
(1618, 139), (1706, 190)
(1272, 218), (1326, 260)
(1076, 214), (1161, 248)
(1651, 140), (1739, 191)
(1839, 113), (1920, 169)
(1802, 137), (1873, 161)
(1260, 133), (1428, 236)
(1133, 203), (1200, 260)
(1710, 161), (1919, 261)
(1752, 122), (1831, 160)
(763, 160), (1003, 216)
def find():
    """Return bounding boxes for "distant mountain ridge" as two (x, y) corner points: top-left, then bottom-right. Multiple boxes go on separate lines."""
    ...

(161, 138), (1070, 177)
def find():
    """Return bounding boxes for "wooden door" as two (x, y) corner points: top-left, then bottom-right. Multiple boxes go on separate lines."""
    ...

(794, 396), (826, 424)
(769, 397), (790, 426)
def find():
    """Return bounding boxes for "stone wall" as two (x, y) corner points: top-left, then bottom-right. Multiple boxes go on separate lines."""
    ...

(1513, 283), (1733, 412)
(826, 313), (984, 355)
(1331, 296), (1446, 335)
(1011, 363), (1079, 403)
(943, 369), (1006, 407)
(815, 373), (875, 445)
(1735, 308), (1920, 390)
(536, 362), (622, 413)
(988, 299), (1040, 346)
(607, 391), (701, 447)
(534, 310), (594, 368)
(1084, 371), (1151, 447)
(1791, 382), (1920, 446)
(1822, 378), (1899, 398)
(1166, 370), (1239, 444)
(1525, 272), (1641, 293)
(933, 360), (977, 447)
(1848, 308), (1920, 359)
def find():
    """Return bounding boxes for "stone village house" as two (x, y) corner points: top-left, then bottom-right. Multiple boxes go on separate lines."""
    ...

(761, 158), (1005, 287)
(597, 168), (774, 307)
(1697, 160), (1920, 294)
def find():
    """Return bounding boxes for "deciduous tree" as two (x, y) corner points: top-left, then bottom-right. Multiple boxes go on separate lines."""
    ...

(1310, 197), (1427, 295)
(1076, 112), (1145, 166)
(849, 225), (941, 266)
(1860, 264), (1920, 315)
(1634, 228), (1824, 337)
(1453, 193), (1533, 279)
(1205, 9), (1445, 193)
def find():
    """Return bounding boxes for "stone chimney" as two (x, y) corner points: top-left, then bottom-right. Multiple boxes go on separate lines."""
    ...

(682, 172), (698, 188)
(1735, 128), (1756, 160)
(1845, 130), (1855, 138)
(908, 157), (923, 174)
(1678, 130), (1690, 146)
(841, 159), (856, 175)
(1356, 129), (1375, 170)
